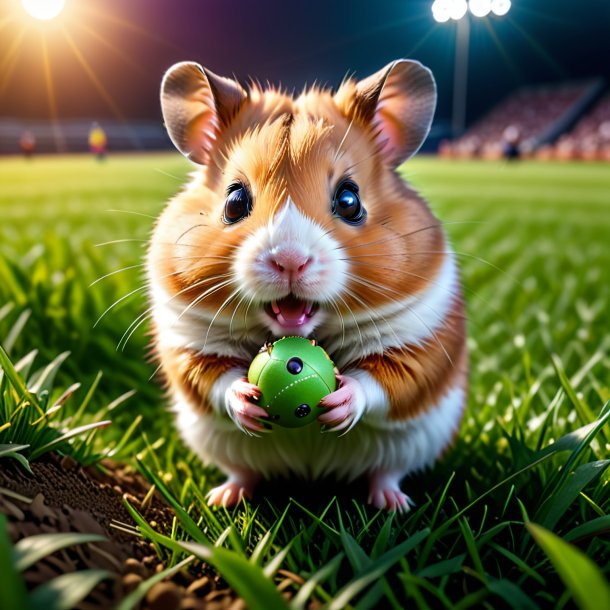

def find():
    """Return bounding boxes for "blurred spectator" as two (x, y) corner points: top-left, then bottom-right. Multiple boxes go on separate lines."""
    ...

(20, 130), (36, 159)
(88, 122), (108, 161)
(502, 125), (521, 160)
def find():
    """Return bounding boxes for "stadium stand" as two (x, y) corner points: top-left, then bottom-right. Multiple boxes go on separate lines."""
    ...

(540, 93), (610, 161)
(439, 80), (605, 160)
(0, 119), (171, 155)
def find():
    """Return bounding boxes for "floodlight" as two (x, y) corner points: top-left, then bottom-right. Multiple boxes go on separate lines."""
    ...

(491, 0), (511, 16)
(432, 0), (451, 23)
(449, 0), (468, 21)
(468, 0), (491, 18)
(22, 0), (65, 21)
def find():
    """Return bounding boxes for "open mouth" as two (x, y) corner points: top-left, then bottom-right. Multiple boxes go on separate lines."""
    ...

(264, 295), (319, 328)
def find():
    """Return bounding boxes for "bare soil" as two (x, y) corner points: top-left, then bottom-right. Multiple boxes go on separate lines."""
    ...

(0, 454), (242, 610)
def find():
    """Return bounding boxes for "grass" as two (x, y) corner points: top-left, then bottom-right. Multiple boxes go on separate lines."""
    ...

(0, 152), (609, 608)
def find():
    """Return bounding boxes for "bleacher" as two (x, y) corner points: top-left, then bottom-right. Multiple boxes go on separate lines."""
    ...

(439, 79), (606, 160)
(0, 119), (171, 155)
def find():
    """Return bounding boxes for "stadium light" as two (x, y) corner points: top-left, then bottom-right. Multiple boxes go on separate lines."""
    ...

(22, 0), (65, 21)
(468, 0), (491, 18)
(431, 0), (511, 136)
(491, 0), (511, 16)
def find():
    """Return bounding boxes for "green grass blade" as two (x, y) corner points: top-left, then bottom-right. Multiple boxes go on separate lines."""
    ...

(416, 554), (465, 579)
(14, 532), (108, 572)
(0, 344), (41, 412)
(528, 523), (610, 610)
(0, 449), (33, 474)
(135, 458), (209, 544)
(369, 513), (394, 561)
(0, 514), (30, 610)
(29, 569), (112, 610)
(29, 420), (112, 460)
(114, 555), (195, 610)
(180, 541), (292, 610)
(28, 351), (70, 395)
(0, 443), (30, 457)
(327, 529), (429, 610)
(290, 553), (344, 610)
(3, 309), (31, 356)
(487, 578), (540, 610)
(564, 515), (610, 543)
(536, 460), (610, 530)
(340, 527), (370, 572)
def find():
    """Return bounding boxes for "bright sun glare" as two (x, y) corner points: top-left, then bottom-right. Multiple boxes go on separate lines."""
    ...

(22, 0), (65, 21)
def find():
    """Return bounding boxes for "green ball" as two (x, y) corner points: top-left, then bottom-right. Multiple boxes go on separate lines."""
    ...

(247, 337), (337, 428)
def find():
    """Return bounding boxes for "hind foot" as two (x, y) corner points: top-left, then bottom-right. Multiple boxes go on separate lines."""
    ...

(367, 469), (413, 513)
(206, 469), (261, 508)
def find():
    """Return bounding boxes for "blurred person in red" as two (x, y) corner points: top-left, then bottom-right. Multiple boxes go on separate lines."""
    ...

(20, 130), (35, 159)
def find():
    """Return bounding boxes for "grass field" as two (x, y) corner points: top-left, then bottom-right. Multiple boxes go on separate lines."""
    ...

(1, 153), (609, 609)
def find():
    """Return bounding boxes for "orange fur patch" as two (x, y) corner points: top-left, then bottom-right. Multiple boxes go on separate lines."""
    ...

(160, 348), (247, 414)
(356, 291), (468, 421)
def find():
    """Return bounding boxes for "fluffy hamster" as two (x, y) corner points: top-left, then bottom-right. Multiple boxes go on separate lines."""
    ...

(147, 59), (467, 512)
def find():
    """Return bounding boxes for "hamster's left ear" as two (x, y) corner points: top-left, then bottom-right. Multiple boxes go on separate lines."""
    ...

(336, 59), (437, 168)
(160, 62), (247, 165)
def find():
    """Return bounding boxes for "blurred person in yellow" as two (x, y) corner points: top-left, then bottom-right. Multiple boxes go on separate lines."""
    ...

(88, 122), (107, 161)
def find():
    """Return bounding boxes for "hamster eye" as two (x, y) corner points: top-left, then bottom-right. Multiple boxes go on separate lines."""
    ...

(223, 183), (252, 224)
(332, 181), (366, 225)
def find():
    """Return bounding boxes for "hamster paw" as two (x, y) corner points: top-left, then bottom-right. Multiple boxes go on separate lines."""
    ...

(206, 471), (260, 508)
(317, 374), (365, 433)
(368, 470), (413, 513)
(226, 377), (269, 435)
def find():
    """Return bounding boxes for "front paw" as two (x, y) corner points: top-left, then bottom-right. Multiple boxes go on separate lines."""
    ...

(225, 378), (269, 435)
(317, 374), (365, 433)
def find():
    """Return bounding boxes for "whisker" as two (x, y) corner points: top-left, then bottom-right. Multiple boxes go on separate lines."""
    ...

(202, 287), (243, 352)
(105, 209), (157, 220)
(345, 272), (454, 366)
(175, 276), (238, 323)
(229, 292), (250, 339)
(333, 117), (355, 164)
(335, 292), (366, 354)
(116, 272), (235, 350)
(175, 223), (210, 246)
(337, 220), (485, 252)
(90, 263), (145, 287)
(326, 297), (346, 353)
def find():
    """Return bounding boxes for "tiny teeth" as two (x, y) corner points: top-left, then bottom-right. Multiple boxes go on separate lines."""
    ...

(271, 300), (280, 315)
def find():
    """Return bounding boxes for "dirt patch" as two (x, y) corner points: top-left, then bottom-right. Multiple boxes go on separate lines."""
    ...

(0, 454), (243, 610)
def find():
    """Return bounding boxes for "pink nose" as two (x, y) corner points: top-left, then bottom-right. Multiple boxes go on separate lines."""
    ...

(269, 248), (313, 279)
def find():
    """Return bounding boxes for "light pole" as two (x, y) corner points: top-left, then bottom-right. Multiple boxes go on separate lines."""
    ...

(431, 0), (512, 137)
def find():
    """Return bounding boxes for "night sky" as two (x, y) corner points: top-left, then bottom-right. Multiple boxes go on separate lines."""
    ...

(1, 0), (609, 126)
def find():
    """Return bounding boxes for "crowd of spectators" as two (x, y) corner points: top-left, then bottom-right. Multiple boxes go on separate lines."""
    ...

(438, 82), (598, 160)
(536, 94), (610, 161)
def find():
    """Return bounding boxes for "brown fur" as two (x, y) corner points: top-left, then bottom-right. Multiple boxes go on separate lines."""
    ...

(160, 348), (248, 414)
(150, 84), (445, 320)
(356, 293), (468, 420)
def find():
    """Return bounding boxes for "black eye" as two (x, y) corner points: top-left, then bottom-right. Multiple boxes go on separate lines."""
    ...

(286, 357), (303, 375)
(332, 181), (366, 225)
(223, 183), (252, 224)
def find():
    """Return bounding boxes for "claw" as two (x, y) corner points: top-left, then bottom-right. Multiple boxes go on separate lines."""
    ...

(226, 377), (269, 434)
(317, 374), (364, 433)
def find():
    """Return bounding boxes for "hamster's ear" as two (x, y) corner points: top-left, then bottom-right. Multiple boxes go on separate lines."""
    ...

(160, 61), (246, 165)
(336, 59), (436, 167)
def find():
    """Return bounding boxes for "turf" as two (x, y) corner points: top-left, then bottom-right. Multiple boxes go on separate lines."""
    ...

(1, 153), (609, 609)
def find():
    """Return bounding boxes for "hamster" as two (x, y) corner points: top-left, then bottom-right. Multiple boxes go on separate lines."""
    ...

(147, 59), (467, 512)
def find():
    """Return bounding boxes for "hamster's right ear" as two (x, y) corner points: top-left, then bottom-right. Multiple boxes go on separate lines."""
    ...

(160, 62), (247, 165)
